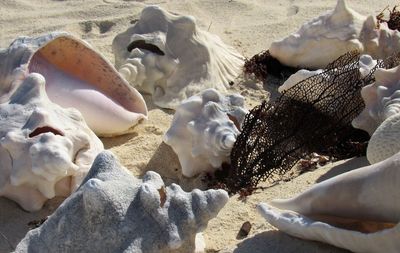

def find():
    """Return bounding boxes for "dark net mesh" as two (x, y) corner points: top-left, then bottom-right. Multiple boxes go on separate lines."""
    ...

(226, 51), (400, 192)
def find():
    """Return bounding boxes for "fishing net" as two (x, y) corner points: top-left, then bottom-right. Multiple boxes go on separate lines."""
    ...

(226, 51), (400, 192)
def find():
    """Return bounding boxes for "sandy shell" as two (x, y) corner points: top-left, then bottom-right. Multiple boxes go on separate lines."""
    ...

(113, 6), (244, 109)
(15, 151), (229, 252)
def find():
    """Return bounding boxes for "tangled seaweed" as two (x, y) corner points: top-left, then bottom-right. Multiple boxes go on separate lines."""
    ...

(377, 5), (400, 31)
(225, 51), (400, 192)
(243, 50), (299, 81)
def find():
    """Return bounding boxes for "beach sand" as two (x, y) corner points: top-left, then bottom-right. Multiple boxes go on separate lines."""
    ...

(0, 0), (396, 252)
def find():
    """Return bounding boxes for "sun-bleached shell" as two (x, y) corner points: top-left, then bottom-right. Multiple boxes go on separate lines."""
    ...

(0, 73), (103, 211)
(15, 151), (229, 252)
(270, 0), (400, 70)
(163, 89), (248, 177)
(3, 32), (147, 136)
(258, 150), (400, 253)
(113, 6), (244, 109)
(269, 0), (366, 69)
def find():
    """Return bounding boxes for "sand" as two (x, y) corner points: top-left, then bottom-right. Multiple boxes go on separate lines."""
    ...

(0, 0), (396, 252)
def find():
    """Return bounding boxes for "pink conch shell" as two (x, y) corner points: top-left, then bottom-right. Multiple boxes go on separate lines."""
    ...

(2, 33), (148, 136)
(258, 152), (400, 253)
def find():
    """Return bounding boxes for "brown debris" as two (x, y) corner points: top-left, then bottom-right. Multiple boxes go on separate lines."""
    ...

(298, 152), (331, 173)
(27, 217), (48, 229)
(158, 186), (167, 207)
(236, 221), (252, 239)
(243, 50), (299, 81)
(377, 5), (400, 31)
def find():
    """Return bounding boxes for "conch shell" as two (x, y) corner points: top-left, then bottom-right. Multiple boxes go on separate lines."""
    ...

(113, 6), (244, 109)
(0, 73), (103, 211)
(1, 32), (148, 136)
(258, 151), (400, 253)
(164, 89), (248, 177)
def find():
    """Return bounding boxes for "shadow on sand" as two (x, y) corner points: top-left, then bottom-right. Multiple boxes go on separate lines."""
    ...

(231, 230), (350, 253)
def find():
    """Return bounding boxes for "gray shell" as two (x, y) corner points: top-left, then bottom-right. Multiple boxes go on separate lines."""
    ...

(15, 151), (229, 253)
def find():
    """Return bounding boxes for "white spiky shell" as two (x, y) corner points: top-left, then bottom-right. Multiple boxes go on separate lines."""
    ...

(0, 73), (103, 211)
(112, 6), (244, 109)
(270, 0), (400, 69)
(163, 88), (248, 177)
(269, 0), (366, 69)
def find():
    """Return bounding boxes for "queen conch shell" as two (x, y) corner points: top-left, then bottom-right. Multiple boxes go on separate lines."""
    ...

(258, 151), (400, 253)
(352, 65), (400, 164)
(15, 151), (229, 252)
(0, 73), (103, 211)
(1, 32), (148, 137)
(112, 6), (244, 109)
(163, 89), (248, 177)
(270, 0), (400, 69)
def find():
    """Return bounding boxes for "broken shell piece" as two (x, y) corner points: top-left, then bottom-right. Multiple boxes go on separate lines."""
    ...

(270, 0), (366, 69)
(15, 151), (229, 252)
(258, 150), (400, 253)
(3, 32), (147, 136)
(113, 6), (244, 109)
(0, 73), (103, 211)
(164, 89), (248, 177)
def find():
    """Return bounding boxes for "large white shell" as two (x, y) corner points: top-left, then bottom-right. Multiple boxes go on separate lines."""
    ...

(2, 32), (148, 137)
(258, 151), (400, 253)
(269, 0), (366, 69)
(113, 6), (244, 109)
(270, 0), (400, 69)
(15, 151), (229, 252)
(0, 73), (103, 211)
(163, 89), (248, 177)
